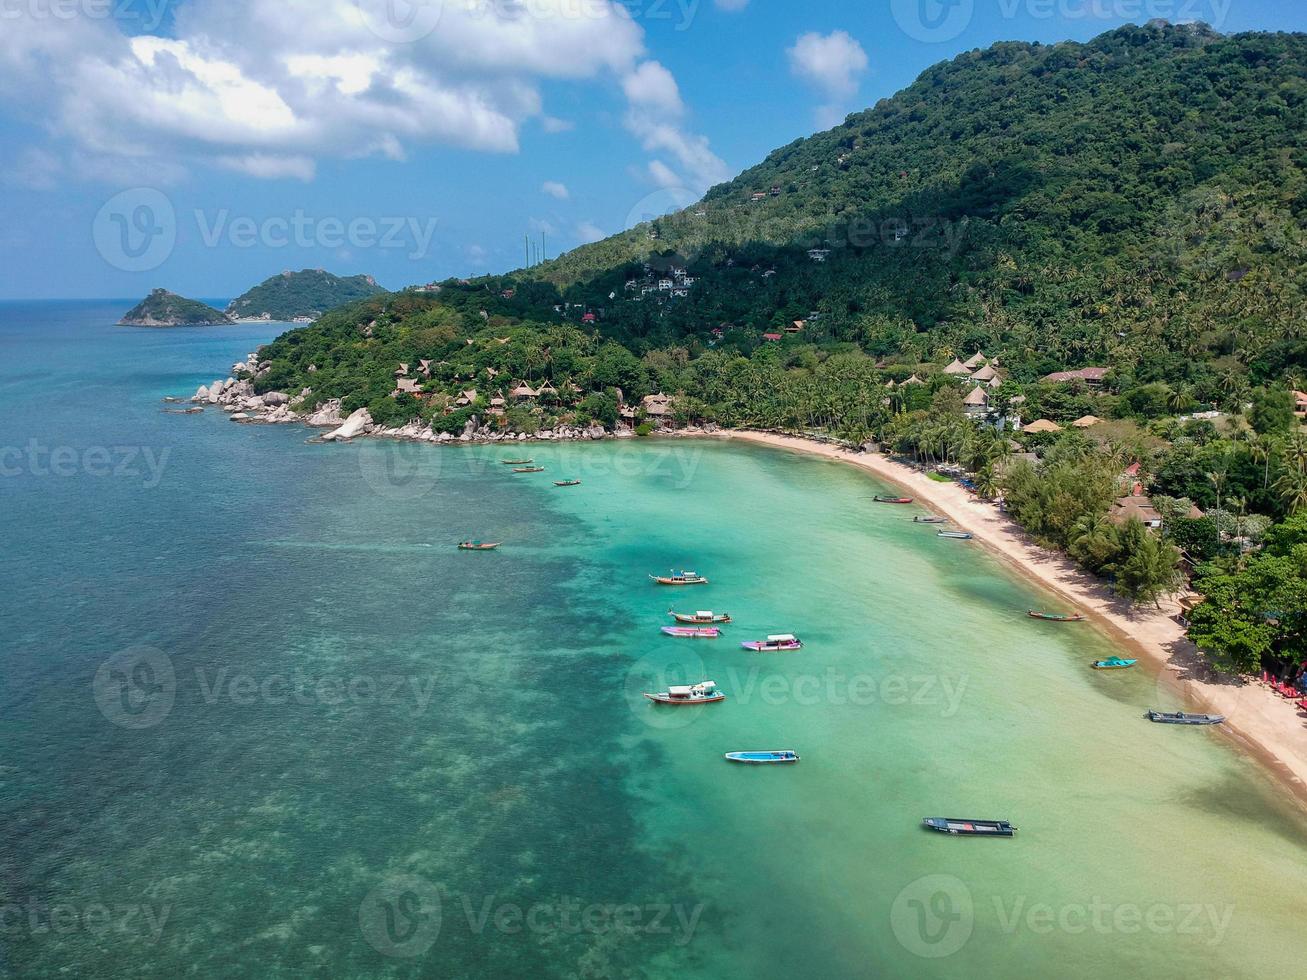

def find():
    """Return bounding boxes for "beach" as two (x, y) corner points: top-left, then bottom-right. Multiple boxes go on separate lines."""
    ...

(717, 429), (1307, 804)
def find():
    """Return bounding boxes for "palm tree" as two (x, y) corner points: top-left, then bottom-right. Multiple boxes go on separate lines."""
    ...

(1276, 467), (1307, 515)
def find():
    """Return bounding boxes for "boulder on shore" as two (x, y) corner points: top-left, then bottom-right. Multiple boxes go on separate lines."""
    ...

(322, 408), (372, 442)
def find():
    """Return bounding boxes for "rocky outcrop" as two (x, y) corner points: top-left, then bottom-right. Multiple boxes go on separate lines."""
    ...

(322, 408), (373, 442)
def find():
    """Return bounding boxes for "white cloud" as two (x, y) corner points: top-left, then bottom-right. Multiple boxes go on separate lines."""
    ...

(622, 60), (683, 116)
(540, 115), (575, 133)
(3, 148), (62, 190)
(621, 60), (727, 194)
(217, 154), (317, 181)
(787, 30), (868, 99)
(576, 221), (605, 243)
(647, 160), (681, 189)
(542, 180), (570, 200)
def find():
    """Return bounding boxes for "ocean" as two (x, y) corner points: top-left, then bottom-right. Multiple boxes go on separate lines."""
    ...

(1, 301), (1305, 978)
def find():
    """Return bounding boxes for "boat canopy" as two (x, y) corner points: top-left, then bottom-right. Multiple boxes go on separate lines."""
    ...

(696, 611), (713, 618)
(767, 634), (797, 643)
(668, 686), (693, 696)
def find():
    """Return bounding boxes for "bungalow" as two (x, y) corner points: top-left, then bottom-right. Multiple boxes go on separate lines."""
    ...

(1110, 492), (1168, 529)
(643, 393), (673, 417)
(536, 384), (559, 400)
(393, 378), (423, 397)
(510, 383), (537, 399)
(582, 312), (597, 324)
(963, 386), (990, 416)
(624, 280), (639, 291)
(395, 363), (409, 378)
(710, 327), (724, 338)
(1071, 415), (1103, 428)
(963, 352), (987, 369)
(902, 374), (926, 386)
(807, 249), (831, 262)
(762, 333), (783, 342)
(762, 269), (777, 278)
(671, 288), (689, 298)
(500, 289), (515, 299)
(751, 192), (767, 202)
(970, 364), (1000, 384)
(1023, 419), (1063, 434)
(1043, 367), (1109, 387)
(681, 276), (696, 286)
(770, 185), (782, 196)
(658, 279), (674, 291)
(787, 320), (806, 333)
(943, 359), (971, 377)
(454, 389), (478, 407)
(418, 359), (433, 378)
(1295, 390), (1307, 418)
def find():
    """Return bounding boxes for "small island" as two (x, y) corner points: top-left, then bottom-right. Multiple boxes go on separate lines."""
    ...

(119, 289), (233, 327)
(226, 269), (385, 323)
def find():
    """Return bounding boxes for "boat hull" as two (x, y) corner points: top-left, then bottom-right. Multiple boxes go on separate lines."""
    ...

(661, 627), (720, 639)
(1092, 659), (1137, 669)
(873, 496), (913, 504)
(671, 613), (731, 625)
(1145, 710), (1224, 726)
(644, 693), (726, 705)
(922, 817), (1015, 837)
(741, 642), (802, 652)
(651, 576), (708, 586)
(1029, 611), (1085, 622)
(724, 751), (799, 764)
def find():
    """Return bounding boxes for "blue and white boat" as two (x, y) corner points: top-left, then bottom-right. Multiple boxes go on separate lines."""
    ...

(724, 750), (799, 764)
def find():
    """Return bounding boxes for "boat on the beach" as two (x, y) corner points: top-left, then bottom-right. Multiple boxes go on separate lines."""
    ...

(502, 459), (533, 465)
(724, 750), (799, 764)
(513, 466), (546, 473)
(661, 626), (720, 639)
(1145, 710), (1225, 726)
(873, 495), (914, 504)
(644, 681), (725, 705)
(554, 480), (582, 487)
(922, 817), (1016, 837)
(913, 516), (947, 524)
(650, 571), (708, 586)
(938, 531), (973, 540)
(457, 541), (501, 551)
(1028, 610), (1085, 622)
(741, 634), (802, 652)
(671, 610), (732, 625)
(1092, 657), (1137, 670)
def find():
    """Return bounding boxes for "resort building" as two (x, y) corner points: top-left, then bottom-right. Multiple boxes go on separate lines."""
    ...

(1043, 367), (1110, 387)
(943, 359), (971, 376)
(1023, 419), (1063, 434)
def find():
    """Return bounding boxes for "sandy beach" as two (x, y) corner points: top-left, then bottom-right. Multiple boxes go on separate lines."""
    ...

(716, 429), (1307, 804)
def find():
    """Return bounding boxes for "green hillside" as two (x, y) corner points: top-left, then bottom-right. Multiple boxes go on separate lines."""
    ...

(226, 269), (385, 321)
(118, 289), (232, 327)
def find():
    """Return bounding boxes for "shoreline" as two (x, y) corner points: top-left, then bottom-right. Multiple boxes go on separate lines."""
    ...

(712, 429), (1307, 807)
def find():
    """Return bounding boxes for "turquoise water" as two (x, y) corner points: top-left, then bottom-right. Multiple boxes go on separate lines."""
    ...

(2, 303), (1306, 978)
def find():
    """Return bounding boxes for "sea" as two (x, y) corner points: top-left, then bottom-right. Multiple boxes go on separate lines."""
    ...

(1, 300), (1305, 979)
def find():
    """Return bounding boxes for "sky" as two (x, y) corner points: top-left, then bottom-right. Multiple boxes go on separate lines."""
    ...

(0, 0), (1303, 300)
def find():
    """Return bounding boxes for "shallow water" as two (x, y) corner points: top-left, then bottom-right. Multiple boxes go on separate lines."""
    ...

(1, 303), (1304, 978)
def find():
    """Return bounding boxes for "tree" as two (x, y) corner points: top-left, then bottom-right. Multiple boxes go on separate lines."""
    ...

(1107, 518), (1183, 607)
(1189, 552), (1307, 674)
(1248, 386), (1296, 435)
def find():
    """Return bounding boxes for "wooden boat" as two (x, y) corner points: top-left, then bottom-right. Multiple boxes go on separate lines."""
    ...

(873, 495), (914, 504)
(671, 610), (732, 625)
(922, 817), (1016, 837)
(1145, 710), (1225, 726)
(457, 541), (501, 551)
(937, 531), (973, 540)
(1028, 610), (1085, 622)
(650, 571), (708, 586)
(741, 634), (802, 652)
(661, 626), (720, 639)
(913, 516), (947, 524)
(554, 480), (582, 487)
(1092, 657), (1137, 670)
(502, 459), (533, 465)
(513, 466), (545, 473)
(644, 681), (725, 705)
(724, 750), (799, 764)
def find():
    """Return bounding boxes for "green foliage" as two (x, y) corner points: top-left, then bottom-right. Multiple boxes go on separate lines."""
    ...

(1107, 518), (1184, 607)
(1189, 549), (1307, 674)
(120, 289), (230, 326)
(1248, 387), (1297, 435)
(227, 270), (385, 321)
(635, 422), (655, 437)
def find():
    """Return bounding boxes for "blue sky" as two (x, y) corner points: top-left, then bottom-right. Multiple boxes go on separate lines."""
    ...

(0, 0), (1302, 300)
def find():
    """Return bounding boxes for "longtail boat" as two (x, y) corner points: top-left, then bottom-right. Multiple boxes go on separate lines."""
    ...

(1092, 657), (1137, 670)
(724, 750), (799, 764)
(922, 817), (1016, 837)
(554, 480), (582, 487)
(644, 681), (725, 705)
(650, 571), (708, 586)
(1145, 710), (1225, 726)
(513, 466), (545, 473)
(873, 495), (914, 504)
(937, 531), (973, 540)
(670, 610), (732, 625)
(1028, 610), (1085, 622)
(458, 541), (501, 551)
(913, 516), (947, 524)
(661, 626), (720, 639)
(741, 634), (802, 652)
(502, 459), (533, 465)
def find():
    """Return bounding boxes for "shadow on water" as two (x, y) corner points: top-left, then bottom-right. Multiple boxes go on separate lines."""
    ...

(1174, 770), (1307, 849)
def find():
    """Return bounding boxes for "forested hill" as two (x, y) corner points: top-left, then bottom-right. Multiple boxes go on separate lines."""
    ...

(504, 22), (1305, 383)
(227, 269), (384, 321)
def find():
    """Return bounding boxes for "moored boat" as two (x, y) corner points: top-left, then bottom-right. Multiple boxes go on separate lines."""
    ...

(938, 531), (973, 540)
(1145, 710), (1225, 726)
(873, 495), (914, 504)
(1092, 657), (1137, 670)
(913, 516), (947, 524)
(671, 610), (732, 625)
(724, 750), (799, 764)
(457, 541), (501, 551)
(922, 817), (1016, 837)
(554, 480), (582, 487)
(650, 571), (708, 586)
(741, 634), (802, 652)
(661, 626), (720, 639)
(1028, 610), (1085, 622)
(644, 681), (725, 705)
(513, 466), (546, 473)
(502, 459), (533, 465)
